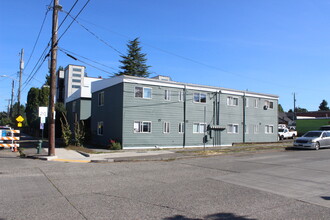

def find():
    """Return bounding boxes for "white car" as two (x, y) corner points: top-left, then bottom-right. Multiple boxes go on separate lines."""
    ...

(294, 131), (330, 150)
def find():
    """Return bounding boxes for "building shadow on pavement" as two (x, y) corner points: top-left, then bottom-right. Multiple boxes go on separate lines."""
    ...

(163, 213), (256, 220)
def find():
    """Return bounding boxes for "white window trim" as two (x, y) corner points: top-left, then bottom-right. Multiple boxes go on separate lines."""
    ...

(134, 121), (152, 133)
(227, 124), (239, 134)
(264, 100), (274, 110)
(254, 99), (259, 108)
(193, 122), (206, 134)
(178, 91), (184, 102)
(97, 121), (104, 136)
(265, 125), (274, 134)
(163, 122), (170, 133)
(193, 93), (207, 104)
(245, 97), (249, 108)
(227, 96), (239, 106)
(134, 87), (152, 99)
(245, 124), (249, 134)
(164, 90), (171, 101)
(98, 91), (104, 106)
(254, 124), (259, 134)
(178, 122), (184, 133)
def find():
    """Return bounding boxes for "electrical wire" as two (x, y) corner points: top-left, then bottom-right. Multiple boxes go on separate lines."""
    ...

(58, 0), (79, 31)
(57, 0), (91, 44)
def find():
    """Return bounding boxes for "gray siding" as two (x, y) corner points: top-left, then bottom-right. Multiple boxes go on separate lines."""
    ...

(91, 83), (123, 146)
(122, 83), (213, 148)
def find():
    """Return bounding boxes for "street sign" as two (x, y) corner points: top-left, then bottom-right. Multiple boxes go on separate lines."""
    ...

(16, 115), (24, 123)
(40, 117), (46, 124)
(38, 107), (48, 118)
(40, 123), (44, 130)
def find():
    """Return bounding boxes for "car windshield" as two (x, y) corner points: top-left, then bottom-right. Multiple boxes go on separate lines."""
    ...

(303, 131), (322, 138)
(278, 129), (284, 132)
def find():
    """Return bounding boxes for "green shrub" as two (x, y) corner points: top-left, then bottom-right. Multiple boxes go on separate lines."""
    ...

(108, 139), (121, 150)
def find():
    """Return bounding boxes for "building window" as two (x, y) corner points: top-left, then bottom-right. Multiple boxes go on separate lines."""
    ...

(254, 124), (259, 134)
(72, 85), (80, 89)
(135, 87), (152, 99)
(178, 122), (184, 133)
(163, 122), (170, 133)
(98, 92), (104, 106)
(227, 124), (239, 134)
(72, 101), (76, 113)
(164, 90), (170, 101)
(265, 125), (274, 134)
(254, 99), (259, 108)
(245, 97), (249, 108)
(72, 79), (81, 83)
(193, 93), (206, 103)
(178, 91), (184, 102)
(97, 121), (104, 136)
(193, 123), (206, 133)
(134, 121), (152, 133)
(73, 68), (82, 72)
(264, 100), (274, 109)
(72, 73), (81, 77)
(227, 96), (238, 106)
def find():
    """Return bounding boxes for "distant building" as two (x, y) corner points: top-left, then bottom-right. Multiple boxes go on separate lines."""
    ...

(90, 75), (279, 149)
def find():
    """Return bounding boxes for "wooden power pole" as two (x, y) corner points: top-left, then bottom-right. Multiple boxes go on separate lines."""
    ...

(48, 0), (61, 156)
(18, 48), (24, 115)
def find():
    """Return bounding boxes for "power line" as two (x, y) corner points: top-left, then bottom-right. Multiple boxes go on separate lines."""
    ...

(57, 0), (91, 44)
(61, 10), (123, 55)
(57, 0), (79, 31)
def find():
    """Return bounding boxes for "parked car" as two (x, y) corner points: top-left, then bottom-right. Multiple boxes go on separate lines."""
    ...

(278, 128), (297, 140)
(320, 125), (330, 131)
(293, 130), (330, 150)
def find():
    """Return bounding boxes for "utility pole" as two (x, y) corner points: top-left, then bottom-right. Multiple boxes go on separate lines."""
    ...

(18, 48), (24, 115)
(293, 93), (296, 121)
(48, 0), (61, 156)
(10, 80), (14, 118)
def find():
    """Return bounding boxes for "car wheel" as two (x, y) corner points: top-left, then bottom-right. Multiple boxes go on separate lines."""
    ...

(315, 142), (320, 150)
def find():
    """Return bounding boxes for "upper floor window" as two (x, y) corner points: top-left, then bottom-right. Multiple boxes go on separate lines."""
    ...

(254, 99), (259, 108)
(163, 122), (170, 133)
(72, 79), (81, 83)
(193, 93), (206, 103)
(164, 89), (170, 101)
(72, 85), (80, 89)
(98, 92), (104, 106)
(178, 91), (184, 102)
(227, 96), (238, 106)
(264, 100), (274, 109)
(72, 73), (81, 77)
(73, 68), (82, 72)
(245, 97), (249, 107)
(135, 87), (152, 99)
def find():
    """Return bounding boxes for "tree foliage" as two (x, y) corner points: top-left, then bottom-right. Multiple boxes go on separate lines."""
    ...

(319, 99), (330, 111)
(278, 104), (284, 112)
(116, 38), (151, 77)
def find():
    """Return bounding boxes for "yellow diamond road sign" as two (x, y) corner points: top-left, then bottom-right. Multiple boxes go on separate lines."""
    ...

(16, 115), (24, 123)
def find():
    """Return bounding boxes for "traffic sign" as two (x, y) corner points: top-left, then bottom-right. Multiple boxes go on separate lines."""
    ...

(38, 106), (48, 118)
(16, 115), (24, 122)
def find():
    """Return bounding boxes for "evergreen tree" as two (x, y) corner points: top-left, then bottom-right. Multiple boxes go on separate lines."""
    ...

(319, 99), (330, 111)
(278, 104), (284, 112)
(117, 38), (151, 77)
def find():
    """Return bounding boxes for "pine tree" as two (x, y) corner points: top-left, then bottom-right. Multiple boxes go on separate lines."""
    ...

(117, 38), (151, 77)
(319, 99), (330, 111)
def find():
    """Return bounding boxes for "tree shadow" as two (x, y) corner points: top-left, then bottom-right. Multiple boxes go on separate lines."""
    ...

(163, 213), (257, 220)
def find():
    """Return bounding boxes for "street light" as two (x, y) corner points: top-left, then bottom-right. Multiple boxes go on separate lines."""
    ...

(0, 75), (16, 117)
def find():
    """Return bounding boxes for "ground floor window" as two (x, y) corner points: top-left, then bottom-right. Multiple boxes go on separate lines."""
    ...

(254, 124), (259, 134)
(178, 122), (184, 133)
(134, 121), (152, 133)
(97, 121), (104, 136)
(227, 124), (239, 134)
(193, 123), (206, 133)
(265, 125), (274, 134)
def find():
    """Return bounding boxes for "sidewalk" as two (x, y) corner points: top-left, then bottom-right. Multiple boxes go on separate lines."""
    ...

(19, 141), (293, 163)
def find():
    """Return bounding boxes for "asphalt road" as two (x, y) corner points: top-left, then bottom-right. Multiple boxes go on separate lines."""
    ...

(1, 147), (330, 220)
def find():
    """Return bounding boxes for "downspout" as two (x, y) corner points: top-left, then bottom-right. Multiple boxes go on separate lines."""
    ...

(243, 92), (246, 143)
(183, 84), (187, 148)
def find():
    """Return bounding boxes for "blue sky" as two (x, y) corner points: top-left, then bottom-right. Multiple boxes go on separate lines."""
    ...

(1, 0), (330, 113)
